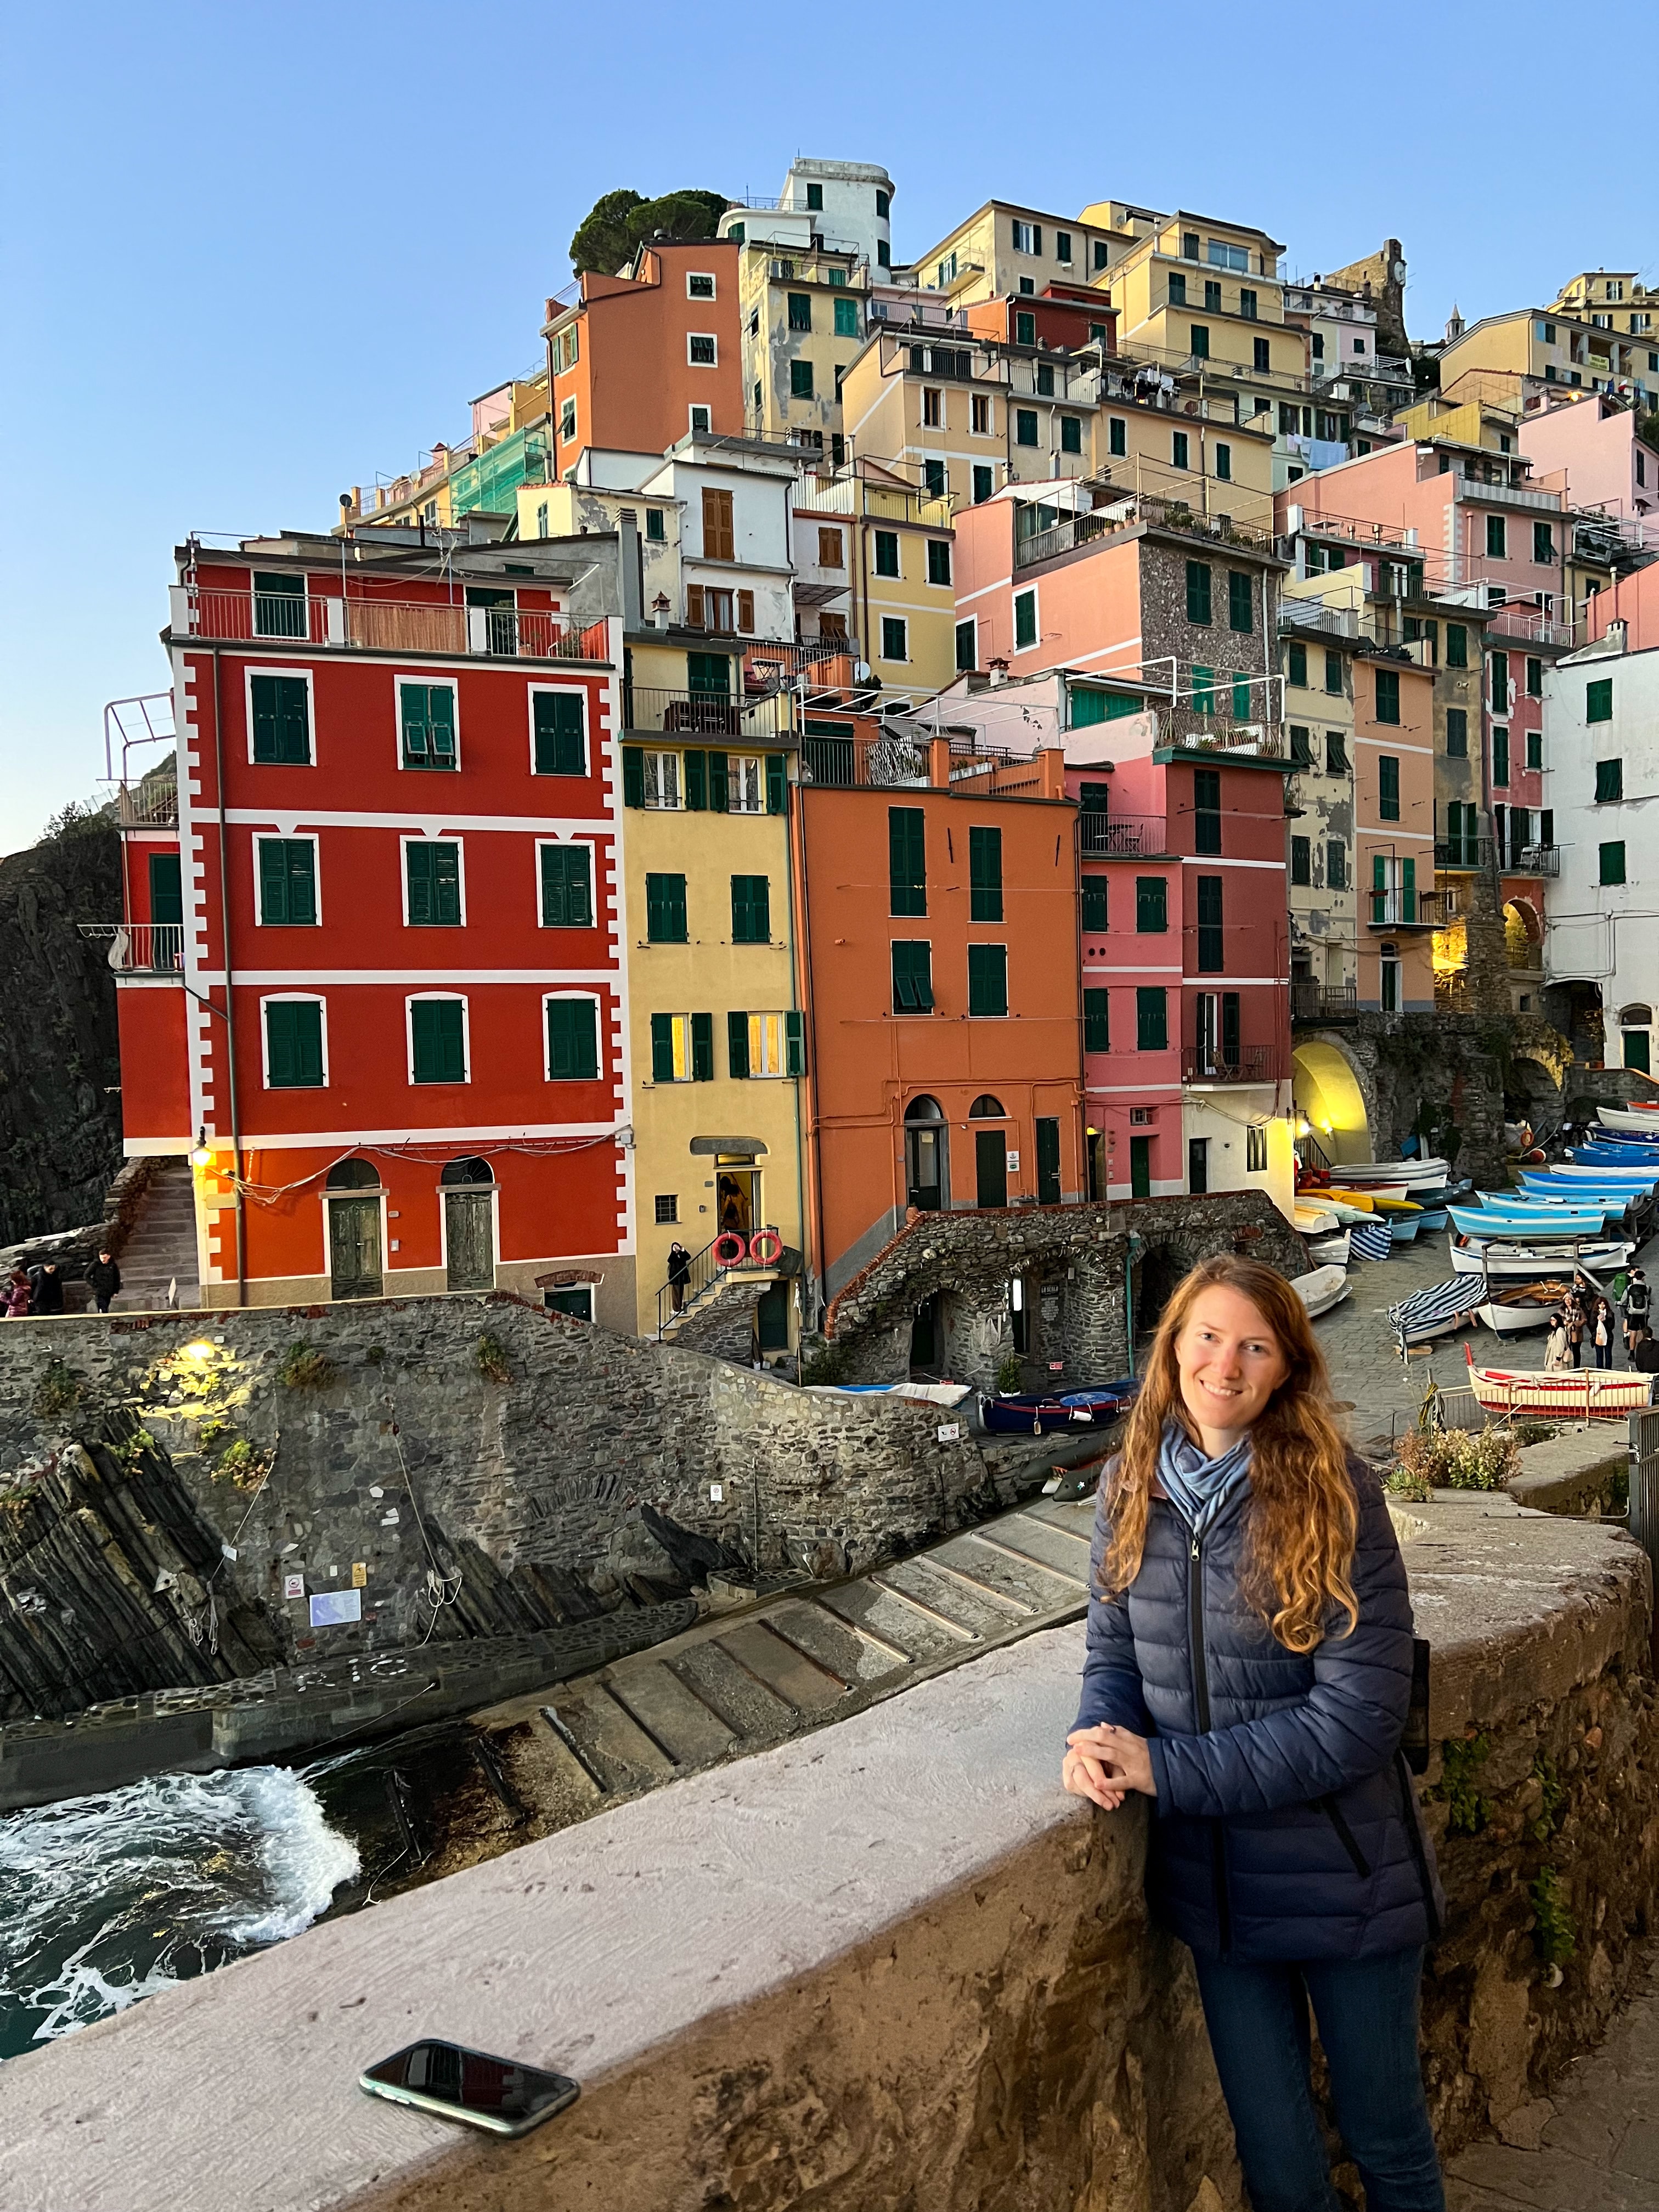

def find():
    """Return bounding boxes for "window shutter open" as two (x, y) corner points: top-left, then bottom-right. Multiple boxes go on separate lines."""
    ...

(428, 686), (455, 762)
(737, 590), (754, 634)
(785, 1009), (804, 1076)
(727, 1009), (750, 1077)
(691, 1012), (714, 1081)
(684, 750), (707, 810)
(686, 585), (705, 630)
(623, 748), (644, 808)
(400, 685), (428, 761)
(651, 1013), (675, 1083)
(765, 754), (786, 814)
(707, 749), (729, 813)
(259, 839), (288, 924)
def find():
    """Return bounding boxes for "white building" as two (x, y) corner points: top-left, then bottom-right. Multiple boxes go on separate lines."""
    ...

(1542, 620), (1659, 1074)
(720, 157), (895, 276)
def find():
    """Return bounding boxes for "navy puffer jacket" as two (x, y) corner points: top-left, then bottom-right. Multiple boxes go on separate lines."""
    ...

(1074, 1453), (1443, 1962)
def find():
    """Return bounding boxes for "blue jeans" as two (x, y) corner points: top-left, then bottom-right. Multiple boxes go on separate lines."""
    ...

(1194, 1946), (1445, 2212)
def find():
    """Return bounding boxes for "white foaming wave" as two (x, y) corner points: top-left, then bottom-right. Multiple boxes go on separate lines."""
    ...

(224, 1767), (361, 1945)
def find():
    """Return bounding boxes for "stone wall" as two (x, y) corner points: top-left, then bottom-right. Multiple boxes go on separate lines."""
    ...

(0, 1294), (1019, 1703)
(0, 1498), (1649, 2212)
(824, 1189), (1307, 1389)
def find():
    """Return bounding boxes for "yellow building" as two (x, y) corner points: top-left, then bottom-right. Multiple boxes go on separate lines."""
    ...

(618, 633), (805, 1350)
(1438, 302), (1659, 408)
(729, 239), (870, 452)
(909, 198), (1163, 311)
(791, 461), (957, 692)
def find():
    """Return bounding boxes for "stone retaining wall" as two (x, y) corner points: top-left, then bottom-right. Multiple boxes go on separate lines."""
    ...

(0, 1497), (1648, 2211)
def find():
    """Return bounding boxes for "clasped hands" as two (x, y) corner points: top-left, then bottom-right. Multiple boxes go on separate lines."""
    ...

(1063, 1724), (1156, 1811)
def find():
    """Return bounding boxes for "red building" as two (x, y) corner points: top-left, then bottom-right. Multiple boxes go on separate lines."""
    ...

(115, 534), (632, 1318)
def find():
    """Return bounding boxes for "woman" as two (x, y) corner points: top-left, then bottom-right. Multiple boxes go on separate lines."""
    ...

(1063, 1256), (1445, 2212)
(1544, 1308), (1570, 1373)
(4, 1267), (30, 1318)
(1562, 1292), (1584, 1370)
(1593, 1297), (1614, 1371)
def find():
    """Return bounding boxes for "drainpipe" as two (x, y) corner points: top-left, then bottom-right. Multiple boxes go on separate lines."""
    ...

(210, 648), (247, 1306)
(781, 734), (810, 1329)
(793, 774), (829, 1327)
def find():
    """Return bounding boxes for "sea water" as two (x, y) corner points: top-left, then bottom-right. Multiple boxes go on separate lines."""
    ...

(0, 1767), (359, 2058)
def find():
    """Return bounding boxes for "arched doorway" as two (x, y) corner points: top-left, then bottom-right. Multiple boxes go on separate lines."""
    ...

(1507, 1054), (1565, 1145)
(325, 1158), (382, 1300)
(968, 1094), (1008, 1208)
(904, 1096), (947, 1212)
(1620, 1004), (1654, 1077)
(440, 1156), (495, 1291)
(1291, 1040), (1372, 1166)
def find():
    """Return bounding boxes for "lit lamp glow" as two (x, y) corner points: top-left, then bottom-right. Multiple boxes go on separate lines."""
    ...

(189, 1129), (213, 1168)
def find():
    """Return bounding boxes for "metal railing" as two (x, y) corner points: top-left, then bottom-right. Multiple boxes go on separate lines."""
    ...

(179, 587), (610, 662)
(1160, 703), (1285, 756)
(622, 687), (793, 741)
(800, 729), (927, 788)
(80, 922), (184, 973)
(656, 1227), (782, 1338)
(1291, 979), (1358, 1021)
(1435, 837), (1493, 870)
(1015, 491), (1274, 568)
(116, 779), (179, 828)
(1515, 844), (1561, 877)
(1367, 891), (1449, 928)
(1079, 812), (1168, 856)
(746, 642), (855, 690)
(1183, 1046), (1281, 1084)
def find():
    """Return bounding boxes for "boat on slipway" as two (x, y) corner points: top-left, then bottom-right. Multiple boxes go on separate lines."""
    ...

(1463, 1344), (1652, 1416)
(1474, 1281), (1573, 1336)
(1291, 1265), (1351, 1319)
(1449, 1239), (1633, 1278)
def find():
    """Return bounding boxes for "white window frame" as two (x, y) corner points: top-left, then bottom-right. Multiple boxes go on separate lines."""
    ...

(641, 749), (682, 810)
(559, 396), (577, 443)
(686, 271), (717, 300)
(926, 539), (953, 589)
(955, 614), (978, 672)
(687, 332), (719, 368)
(746, 1011), (790, 1077)
(726, 754), (765, 814)
(689, 403), (711, 436)
(1013, 585), (1039, 654)
(970, 392), (993, 437)
(253, 831), (322, 928)
(653, 1011), (696, 1084)
(1011, 219), (1035, 255)
(879, 614), (910, 665)
(260, 991), (329, 1090)
(542, 989), (605, 1084)
(405, 991), (471, 1086)
(243, 663), (315, 768)
(399, 833), (467, 928)
(922, 386), (944, 428)
(393, 670), (461, 773)
(534, 835), (597, 929)
(525, 681), (589, 777)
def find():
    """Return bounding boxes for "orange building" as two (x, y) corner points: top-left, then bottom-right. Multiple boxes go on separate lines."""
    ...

(544, 243), (744, 472)
(789, 715), (1083, 1303)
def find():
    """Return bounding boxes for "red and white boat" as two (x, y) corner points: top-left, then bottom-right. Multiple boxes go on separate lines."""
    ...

(1462, 1344), (1652, 1417)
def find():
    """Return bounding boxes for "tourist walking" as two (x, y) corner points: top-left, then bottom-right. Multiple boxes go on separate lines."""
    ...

(27, 1262), (65, 1316)
(1624, 1267), (1651, 1358)
(1563, 1293), (1584, 1369)
(666, 1240), (691, 1314)
(1064, 1255), (1446, 2212)
(86, 1248), (121, 1314)
(1593, 1297), (1615, 1370)
(4, 1267), (31, 1318)
(1544, 1310), (1570, 1372)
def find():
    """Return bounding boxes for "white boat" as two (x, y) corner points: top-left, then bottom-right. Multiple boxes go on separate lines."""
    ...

(1475, 1282), (1573, 1336)
(1294, 1203), (1339, 1235)
(1292, 1264), (1351, 1319)
(1464, 1344), (1652, 1417)
(1450, 1238), (1634, 1278)
(1307, 1228), (1351, 1267)
(1597, 1104), (1659, 1134)
(1534, 1163), (1659, 1184)
(1448, 1204), (1610, 1242)
(1332, 1157), (1450, 1191)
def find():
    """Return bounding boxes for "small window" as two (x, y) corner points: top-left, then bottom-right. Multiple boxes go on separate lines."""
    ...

(1596, 759), (1624, 803)
(249, 673), (311, 765)
(532, 690), (586, 775)
(1290, 835), (1311, 885)
(972, 393), (992, 436)
(689, 403), (711, 434)
(1445, 707), (1468, 758)
(1189, 327), (1210, 362)
(1327, 842), (1347, 890)
(1445, 623), (1468, 668)
(805, 182), (823, 211)
(1324, 651), (1342, 696)
(1187, 560), (1212, 625)
(1214, 442), (1231, 481)
(891, 940), (934, 1012)
(559, 397), (577, 443)
(1526, 655), (1543, 698)
(646, 872), (689, 943)
(1290, 725), (1313, 767)
(1014, 589), (1037, 651)
(1015, 408), (1039, 446)
(540, 843), (594, 928)
(817, 526), (844, 569)
(730, 873), (771, 943)
(654, 1194), (679, 1223)
(1084, 988), (1109, 1053)
(922, 457), (946, 499)
(1015, 309), (1036, 346)
(881, 616), (909, 662)
(1588, 676), (1614, 723)
(1252, 336), (1271, 373)
(927, 540), (952, 586)
(1136, 988), (1168, 1052)
(1055, 230), (1072, 264)
(1060, 414), (1082, 454)
(1375, 668), (1401, 725)
(264, 998), (324, 1088)
(922, 386), (943, 427)
(1325, 732), (1348, 775)
(1228, 571), (1252, 634)
(1169, 272), (1188, 307)
(1493, 727), (1509, 787)
(1378, 755), (1400, 821)
(967, 943), (1008, 1018)
(876, 189), (890, 218)
(1601, 840), (1628, 887)
(1136, 877), (1167, 933)
(411, 997), (467, 1084)
(970, 825), (1002, 921)
(873, 530), (900, 577)
(833, 295), (859, 338)
(1533, 521), (1555, 563)
(955, 617), (977, 672)
(689, 333), (718, 366)
(257, 837), (317, 926)
(1172, 430), (1190, 470)
(1036, 362), (1055, 398)
(545, 997), (599, 1081)
(405, 840), (462, 926)
(1526, 728), (1542, 770)
(790, 358), (814, 398)
(1286, 640), (1307, 687)
(1109, 416), (1127, 457)
(1079, 875), (1108, 933)
(687, 272), (716, 299)
(973, 463), (994, 503)
(399, 681), (457, 769)
(1486, 512), (1506, 558)
(788, 292), (812, 332)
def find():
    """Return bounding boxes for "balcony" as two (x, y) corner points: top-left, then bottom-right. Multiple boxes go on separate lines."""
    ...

(623, 687), (793, 741)
(175, 587), (610, 663)
(1182, 1046), (1282, 1085)
(1454, 476), (1561, 515)
(1435, 838), (1493, 871)
(1079, 812), (1168, 856)
(1291, 979), (1358, 1022)
(115, 778), (178, 829)
(1514, 844), (1561, 877)
(1014, 492), (1274, 569)
(80, 923), (183, 973)
(1366, 891), (1448, 930)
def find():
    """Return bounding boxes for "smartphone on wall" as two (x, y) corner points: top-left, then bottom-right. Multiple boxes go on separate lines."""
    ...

(360, 2039), (580, 2137)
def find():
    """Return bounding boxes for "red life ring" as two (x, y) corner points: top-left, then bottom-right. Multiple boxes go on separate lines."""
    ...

(712, 1232), (748, 1267)
(747, 1229), (783, 1265)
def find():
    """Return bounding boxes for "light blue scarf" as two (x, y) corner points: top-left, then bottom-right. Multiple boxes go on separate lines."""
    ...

(1156, 1420), (1253, 1539)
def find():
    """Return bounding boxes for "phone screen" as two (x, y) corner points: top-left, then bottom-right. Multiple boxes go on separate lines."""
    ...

(362, 2041), (579, 2132)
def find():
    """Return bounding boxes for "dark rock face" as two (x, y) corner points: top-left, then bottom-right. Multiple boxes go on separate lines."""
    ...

(0, 819), (123, 1243)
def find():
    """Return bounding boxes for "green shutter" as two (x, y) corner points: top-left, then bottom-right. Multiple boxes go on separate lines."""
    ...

(1587, 678), (1614, 723)
(1136, 988), (1167, 1052)
(149, 853), (183, 926)
(1135, 877), (1166, 932)
(266, 1000), (323, 1087)
(1081, 877), (1108, 932)
(1084, 988), (1109, 1053)
(727, 1009), (750, 1077)
(546, 997), (599, 1080)
(258, 839), (316, 926)
(707, 749), (729, 813)
(1192, 665), (1215, 714)
(765, 754), (786, 815)
(1402, 857), (1416, 922)
(623, 747), (644, 807)
(1186, 561), (1211, 624)
(651, 1013), (676, 1082)
(533, 691), (586, 774)
(1379, 755), (1400, 820)
(541, 844), (592, 927)
(400, 683), (429, 762)
(889, 807), (926, 915)
(407, 841), (460, 924)
(691, 1012), (714, 1081)
(891, 941), (934, 1011)
(967, 943), (1007, 1017)
(411, 998), (465, 1082)
(731, 874), (770, 943)
(427, 685), (455, 763)
(969, 826), (1002, 920)
(259, 839), (289, 924)
(785, 1009), (805, 1075)
(683, 750), (707, 811)
(645, 873), (687, 943)
(1228, 571), (1252, 633)
(250, 674), (311, 764)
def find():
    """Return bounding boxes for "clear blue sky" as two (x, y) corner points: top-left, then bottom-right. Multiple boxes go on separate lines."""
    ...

(3, 0), (1655, 854)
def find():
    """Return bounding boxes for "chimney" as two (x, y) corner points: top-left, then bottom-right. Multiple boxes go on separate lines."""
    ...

(652, 593), (671, 631)
(989, 657), (1009, 687)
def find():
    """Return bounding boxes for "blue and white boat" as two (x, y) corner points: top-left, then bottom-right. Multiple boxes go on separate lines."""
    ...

(1448, 1203), (1610, 1242)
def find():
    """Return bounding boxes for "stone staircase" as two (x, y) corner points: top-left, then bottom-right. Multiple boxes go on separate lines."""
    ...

(112, 1159), (201, 1311)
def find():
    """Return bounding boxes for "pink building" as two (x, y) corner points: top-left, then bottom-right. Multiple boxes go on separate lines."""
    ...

(1520, 393), (1659, 528)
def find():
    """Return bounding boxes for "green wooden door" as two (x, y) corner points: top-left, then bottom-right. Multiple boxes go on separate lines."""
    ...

(329, 1197), (382, 1300)
(1035, 1118), (1061, 1204)
(755, 1280), (790, 1351)
(444, 1190), (494, 1291)
(1130, 1136), (1152, 1199)
(975, 1130), (1008, 1208)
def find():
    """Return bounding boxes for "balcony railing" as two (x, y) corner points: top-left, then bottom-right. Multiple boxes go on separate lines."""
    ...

(1367, 891), (1448, 929)
(1291, 979), (1358, 1022)
(1015, 491), (1274, 568)
(80, 923), (183, 973)
(1182, 1046), (1281, 1084)
(1454, 476), (1561, 515)
(623, 687), (793, 741)
(1435, 838), (1493, 870)
(1079, 812), (1168, 856)
(1514, 844), (1561, 877)
(800, 730), (927, 788)
(116, 779), (178, 828)
(177, 587), (610, 662)
(1159, 703), (1285, 757)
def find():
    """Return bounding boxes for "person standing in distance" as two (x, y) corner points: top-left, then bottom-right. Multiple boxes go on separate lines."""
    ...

(1063, 1255), (1445, 2211)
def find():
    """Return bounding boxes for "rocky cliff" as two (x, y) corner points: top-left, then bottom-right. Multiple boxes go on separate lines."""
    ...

(0, 812), (123, 1243)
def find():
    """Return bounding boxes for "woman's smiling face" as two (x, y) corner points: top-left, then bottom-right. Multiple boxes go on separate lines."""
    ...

(1174, 1284), (1290, 1449)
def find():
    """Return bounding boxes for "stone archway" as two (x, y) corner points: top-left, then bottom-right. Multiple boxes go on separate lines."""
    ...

(1292, 1037), (1374, 1166)
(1507, 1053), (1564, 1143)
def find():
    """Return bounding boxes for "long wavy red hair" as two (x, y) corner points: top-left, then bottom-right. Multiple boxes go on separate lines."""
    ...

(1101, 1255), (1358, 1652)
